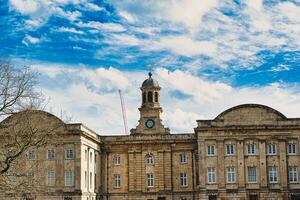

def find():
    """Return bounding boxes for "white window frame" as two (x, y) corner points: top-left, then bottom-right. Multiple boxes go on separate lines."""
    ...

(146, 154), (154, 165)
(113, 156), (121, 165)
(207, 145), (215, 156)
(247, 144), (256, 155)
(207, 167), (216, 184)
(64, 170), (74, 186)
(289, 166), (299, 183)
(180, 172), (188, 187)
(46, 170), (55, 186)
(114, 174), (121, 188)
(179, 153), (187, 164)
(227, 167), (236, 183)
(268, 166), (278, 183)
(28, 149), (36, 160)
(226, 144), (234, 155)
(247, 166), (257, 183)
(47, 149), (55, 160)
(146, 173), (154, 187)
(65, 148), (74, 160)
(267, 144), (277, 155)
(288, 143), (297, 155)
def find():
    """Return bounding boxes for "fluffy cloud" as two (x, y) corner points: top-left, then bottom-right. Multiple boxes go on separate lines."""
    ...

(22, 34), (42, 46)
(31, 64), (300, 135)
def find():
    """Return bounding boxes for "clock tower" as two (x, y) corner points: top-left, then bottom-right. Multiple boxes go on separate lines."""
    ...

(131, 72), (169, 134)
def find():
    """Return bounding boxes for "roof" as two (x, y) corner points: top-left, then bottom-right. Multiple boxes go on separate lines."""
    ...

(141, 72), (160, 88)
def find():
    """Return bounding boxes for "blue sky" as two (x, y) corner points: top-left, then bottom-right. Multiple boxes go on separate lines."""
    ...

(1, 0), (300, 134)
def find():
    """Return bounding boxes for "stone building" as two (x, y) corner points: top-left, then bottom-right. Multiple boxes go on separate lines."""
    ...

(1, 72), (300, 200)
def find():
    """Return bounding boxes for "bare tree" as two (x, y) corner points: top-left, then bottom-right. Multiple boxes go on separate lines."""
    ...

(0, 59), (60, 195)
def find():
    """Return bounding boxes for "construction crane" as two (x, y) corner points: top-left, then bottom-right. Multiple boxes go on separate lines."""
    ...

(118, 89), (129, 135)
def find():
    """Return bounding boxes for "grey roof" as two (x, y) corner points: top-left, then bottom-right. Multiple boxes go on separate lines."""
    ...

(141, 72), (160, 88)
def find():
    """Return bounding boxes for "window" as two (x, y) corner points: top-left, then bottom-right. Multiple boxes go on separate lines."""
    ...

(85, 149), (87, 161)
(148, 91), (153, 103)
(46, 170), (55, 186)
(142, 92), (146, 104)
(65, 148), (74, 160)
(267, 144), (277, 155)
(64, 170), (74, 186)
(207, 145), (215, 156)
(207, 167), (216, 184)
(90, 152), (92, 163)
(180, 172), (188, 187)
(146, 173), (154, 187)
(247, 166), (257, 183)
(146, 154), (154, 165)
(289, 166), (298, 183)
(28, 149), (36, 160)
(226, 144), (234, 155)
(247, 144), (256, 155)
(179, 153), (187, 164)
(47, 149), (55, 160)
(114, 174), (121, 188)
(113, 156), (120, 165)
(155, 92), (158, 102)
(268, 166), (278, 183)
(227, 167), (236, 183)
(288, 143), (297, 155)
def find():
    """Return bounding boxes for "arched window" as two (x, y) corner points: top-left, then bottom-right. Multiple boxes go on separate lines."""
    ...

(146, 153), (154, 165)
(148, 91), (153, 103)
(155, 92), (158, 102)
(142, 92), (146, 104)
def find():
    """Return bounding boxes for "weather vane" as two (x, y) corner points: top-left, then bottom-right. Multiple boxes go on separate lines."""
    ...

(146, 64), (153, 77)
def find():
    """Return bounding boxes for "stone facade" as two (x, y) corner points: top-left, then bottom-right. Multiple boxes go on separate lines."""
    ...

(1, 73), (300, 200)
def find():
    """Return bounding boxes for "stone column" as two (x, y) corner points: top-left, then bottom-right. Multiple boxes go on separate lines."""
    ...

(217, 139), (225, 188)
(237, 139), (245, 188)
(164, 150), (172, 190)
(259, 140), (267, 187)
(136, 151), (143, 191)
(279, 139), (288, 188)
(157, 150), (164, 190)
(198, 139), (206, 188)
(128, 150), (136, 191)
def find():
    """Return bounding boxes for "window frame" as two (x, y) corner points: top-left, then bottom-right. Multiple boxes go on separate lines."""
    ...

(64, 170), (74, 186)
(289, 166), (299, 183)
(179, 153), (187, 164)
(247, 166), (257, 183)
(247, 143), (256, 155)
(146, 154), (154, 165)
(207, 167), (216, 184)
(226, 144), (234, 156)
(288, 143), (297, 155)
(268, 166), (278, 183)
(65, 148), (74, 160)
(114, 174), (121, 188)
(28, 149), (36, 160)
(180, 172), (188, 187)
(146, 173), (154, 187)
(47, 149), (55, 160)
(227, 167), (236, 183)
(113, 156), (121, 165)
(207, 145), (215, 156)
(46, 170), (55, 186)
(267, 143), (277, 155)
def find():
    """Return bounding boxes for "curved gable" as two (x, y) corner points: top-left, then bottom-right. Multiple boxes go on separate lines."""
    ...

(215, 104), (286, 126)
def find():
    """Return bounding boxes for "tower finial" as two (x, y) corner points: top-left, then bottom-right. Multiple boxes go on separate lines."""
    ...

(148, 72), (152, 77)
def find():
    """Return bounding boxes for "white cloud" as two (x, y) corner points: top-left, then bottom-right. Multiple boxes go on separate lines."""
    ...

(57, 27), (84, 34)
(77, 21), (126, 32)
(85, 3), (104, 11)
(22, 34), (41, 46)
(152, 36), (217, 57)
(9, 0), (40, 14)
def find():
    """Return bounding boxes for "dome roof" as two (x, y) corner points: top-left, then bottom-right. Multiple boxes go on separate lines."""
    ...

(141, 72), (160, 88)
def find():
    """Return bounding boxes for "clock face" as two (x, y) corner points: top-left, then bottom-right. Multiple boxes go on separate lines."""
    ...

(145, 119), (155, 129)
